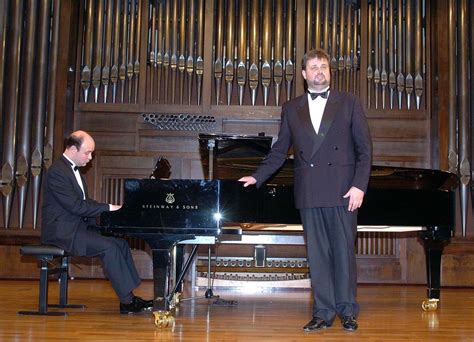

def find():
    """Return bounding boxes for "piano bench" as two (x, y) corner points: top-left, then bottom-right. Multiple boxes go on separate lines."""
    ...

(17, 245), (85, 316)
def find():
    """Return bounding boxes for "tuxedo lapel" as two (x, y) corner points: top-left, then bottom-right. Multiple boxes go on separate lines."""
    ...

(296, 95), (317, 142)
(318, 90), (339, 136)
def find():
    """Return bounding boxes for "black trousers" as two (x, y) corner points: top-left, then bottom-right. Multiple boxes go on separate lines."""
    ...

(300, 206), (359, 322)
(72, 227), (141, 302)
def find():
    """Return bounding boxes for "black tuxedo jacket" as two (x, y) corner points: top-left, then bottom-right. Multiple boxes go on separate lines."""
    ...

(252, 90), (372, 209)
(41, 156), (109, 254)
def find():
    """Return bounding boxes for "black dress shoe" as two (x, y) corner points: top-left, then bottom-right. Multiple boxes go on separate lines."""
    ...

(341, 316), (358, 331)
(120, 296), (153, 314)
(303, 317), (332, 332)
(133, 296), (154, 309)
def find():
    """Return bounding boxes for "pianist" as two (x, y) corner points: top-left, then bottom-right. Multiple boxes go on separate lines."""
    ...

(239, 49), (372, 332)
(41, 130), (153, 314)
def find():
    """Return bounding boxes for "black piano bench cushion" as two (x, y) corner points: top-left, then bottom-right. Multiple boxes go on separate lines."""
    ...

(20, 245), (67, 257)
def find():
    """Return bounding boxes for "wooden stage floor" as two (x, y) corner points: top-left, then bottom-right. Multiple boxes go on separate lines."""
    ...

(1, 279), (473, 341)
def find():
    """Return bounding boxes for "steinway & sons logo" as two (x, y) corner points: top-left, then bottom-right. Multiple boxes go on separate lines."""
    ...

(165, 193), (175, 204)
(141, 192), (199, 210)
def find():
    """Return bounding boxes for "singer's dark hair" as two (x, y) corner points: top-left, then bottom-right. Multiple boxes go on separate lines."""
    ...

(301, 49), (331, 70)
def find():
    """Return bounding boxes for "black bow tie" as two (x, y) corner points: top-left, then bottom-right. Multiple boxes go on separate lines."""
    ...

(309, 90), (329, 100)
(65, 158), (79, 171)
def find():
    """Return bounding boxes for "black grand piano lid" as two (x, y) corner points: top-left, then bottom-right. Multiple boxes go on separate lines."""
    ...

(198, 133), (458, 227)
(199, 133), (273, 158)
(198, 133), (458, 191)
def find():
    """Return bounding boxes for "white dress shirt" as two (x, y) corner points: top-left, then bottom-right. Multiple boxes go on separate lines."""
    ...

(63, 154), (86, 200)
(307, 87), (330, 134)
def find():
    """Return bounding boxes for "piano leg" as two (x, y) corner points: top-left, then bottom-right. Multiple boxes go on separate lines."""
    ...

(174, 245), (185, 294)
(146, 235), (195, 328)
(419, 227), (451, 311)
(150, 245), (176, 327)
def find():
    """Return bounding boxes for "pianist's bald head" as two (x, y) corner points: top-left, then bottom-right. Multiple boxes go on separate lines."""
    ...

(64, 130), (95, 167)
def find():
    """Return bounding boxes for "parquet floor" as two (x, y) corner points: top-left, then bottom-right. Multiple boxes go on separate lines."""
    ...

(0, 279), (473, 341)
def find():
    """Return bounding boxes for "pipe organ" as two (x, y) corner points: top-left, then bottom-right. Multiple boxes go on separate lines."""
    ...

(366, 0), (426, 111)
(1, 0), (60, 229)
(80, 0), (143, 104)
(75, 0), (363, 108)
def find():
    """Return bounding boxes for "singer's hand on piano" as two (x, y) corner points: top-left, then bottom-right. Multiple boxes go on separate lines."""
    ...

(109, 204), (122, 211)
(238, 176), (257, 187)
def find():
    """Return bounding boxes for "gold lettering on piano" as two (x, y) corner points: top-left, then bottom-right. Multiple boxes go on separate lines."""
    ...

(141, 204), (199, 210)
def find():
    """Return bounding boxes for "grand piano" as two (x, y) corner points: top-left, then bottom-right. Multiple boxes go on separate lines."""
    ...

(100, 133), (457, 326)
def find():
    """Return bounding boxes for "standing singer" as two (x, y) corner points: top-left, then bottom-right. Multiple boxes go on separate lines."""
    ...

(239, 49), (372, 332)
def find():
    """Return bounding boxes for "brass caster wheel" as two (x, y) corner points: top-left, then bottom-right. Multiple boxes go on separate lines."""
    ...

(153, 310), (175, 328)
(422, 298), (439, 312)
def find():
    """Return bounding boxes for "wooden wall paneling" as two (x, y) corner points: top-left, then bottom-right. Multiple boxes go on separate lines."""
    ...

(356, 257), (403, 283)
(402, 237), (474, 288)
(99, 154), (158, 174)
(0, 246), (40, 279)
(369, 116), (430, 167)
(209, 106), (282, 120)
(138, 131), (200, 153)
(442, 253), (474, 286)
(181, 158), (205, 179)
(77, 102), (145, 113)
(77, 111), (139, 132)
(405, 235), (427, 284)
(369, 118), (429, 140)
(92, 133), (137, 152)
(398, 235), (410, 283)
(372, 140), (430, 167)
(443, 238), (474, 286)
(222, 118), (281, 137)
